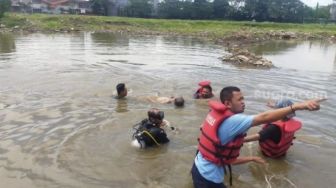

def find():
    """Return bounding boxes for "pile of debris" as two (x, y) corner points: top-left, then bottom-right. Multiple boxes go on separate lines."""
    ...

(222, 48), (274, 68)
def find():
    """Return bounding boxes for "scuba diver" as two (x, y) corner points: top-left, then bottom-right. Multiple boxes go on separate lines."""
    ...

(131, 108), (170, 149)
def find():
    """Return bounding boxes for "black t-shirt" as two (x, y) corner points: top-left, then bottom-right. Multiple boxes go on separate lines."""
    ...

(259, 124), (281, 144)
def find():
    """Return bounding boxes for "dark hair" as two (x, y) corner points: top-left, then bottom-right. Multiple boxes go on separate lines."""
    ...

(220, 86), (240, 103)
(203, 85), (212, 92)
(148, 108), (164, 121)
(174, 97), (184, 107)
(116, 83), (125, 95)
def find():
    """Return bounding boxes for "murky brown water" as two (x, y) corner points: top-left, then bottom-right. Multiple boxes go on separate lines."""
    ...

(0, 33), (335, 188)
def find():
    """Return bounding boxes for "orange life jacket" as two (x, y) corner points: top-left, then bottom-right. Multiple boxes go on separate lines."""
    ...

(259, 119), (302, 158)
(194, 80), (214, 99)
(198, 101), (245, 166)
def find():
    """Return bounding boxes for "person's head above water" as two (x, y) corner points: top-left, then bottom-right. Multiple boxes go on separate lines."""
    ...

(147, 108), (164, 126)
(220, 86), (245, 114)
(270, 99), (295, 120)
(174, 97), (185, 107)
(116, 83), (127, 98)
(195, 80), (214, 99)
(200, 86), (213, 98)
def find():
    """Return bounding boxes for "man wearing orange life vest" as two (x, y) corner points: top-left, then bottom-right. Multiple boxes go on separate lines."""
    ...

(191, 86), (323, 188)
(244, 99), (302, 158)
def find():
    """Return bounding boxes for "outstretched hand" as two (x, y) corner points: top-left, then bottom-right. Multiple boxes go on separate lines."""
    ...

(266, 100), (276, 108)
(294, 98), (327, 111)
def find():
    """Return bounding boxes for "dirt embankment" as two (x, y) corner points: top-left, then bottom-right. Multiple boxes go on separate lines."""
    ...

(215, 30), (336, 47)
(1, 15), (336, 46)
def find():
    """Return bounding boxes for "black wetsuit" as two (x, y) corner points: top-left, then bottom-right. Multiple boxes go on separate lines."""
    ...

(134, 119), (169, 147)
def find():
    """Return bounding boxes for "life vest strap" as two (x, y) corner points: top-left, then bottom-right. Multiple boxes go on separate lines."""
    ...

(200, 128), (217, 144)
(215, 144), (242, 150)
(261, 144), (291, 156)
(262, 139), (293, 150)
(228, 164), (233, 186)
(199, 141), (240, 160)
(198, 141), (220, 158)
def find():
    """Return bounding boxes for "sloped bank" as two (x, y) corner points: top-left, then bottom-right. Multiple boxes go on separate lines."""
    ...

(215, 30), (336, 47)
(1, 14), (336, 41)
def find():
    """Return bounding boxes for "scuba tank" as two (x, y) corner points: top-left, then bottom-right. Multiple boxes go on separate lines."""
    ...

(132, 119), (169, 148)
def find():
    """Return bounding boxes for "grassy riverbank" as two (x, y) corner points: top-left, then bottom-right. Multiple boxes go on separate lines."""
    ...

(1, 13), (336, 43)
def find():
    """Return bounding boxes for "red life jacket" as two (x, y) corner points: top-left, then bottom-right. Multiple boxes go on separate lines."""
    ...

(199, 80), (211, 87)
(259, 119), (302, 158)
(198, 101), (245, 166)
(194, 80), (214, 99)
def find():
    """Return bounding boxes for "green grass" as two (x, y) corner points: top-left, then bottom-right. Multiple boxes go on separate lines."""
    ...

(1, 13), (336, 39)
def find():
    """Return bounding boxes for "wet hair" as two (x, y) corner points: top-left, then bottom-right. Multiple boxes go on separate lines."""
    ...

(116, 83), (125, 95)
(174, 97), (184, 107)
(203, 85), (212, 93)
(220, 86), (241, 103)
(148, 108), (164, 121)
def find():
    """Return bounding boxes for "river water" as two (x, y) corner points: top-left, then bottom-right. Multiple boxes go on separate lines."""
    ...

(0, 33), (335, 188)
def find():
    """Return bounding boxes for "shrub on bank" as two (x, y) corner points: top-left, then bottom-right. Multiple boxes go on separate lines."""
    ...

(0, 0), (10, 19)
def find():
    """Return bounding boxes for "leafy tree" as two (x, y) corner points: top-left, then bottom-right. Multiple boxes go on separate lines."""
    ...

(267, 0), (305, 22)
(244, 0), (270, 21)
(158, 0), (184, 19)
(242, 0), (307, 22)
(86, 0), (325, 23)
(0, 0), (11, 18)
(193, 0), (212, 19)
(213, 0), (230, 19)
(315, 5), (330, 20)
(90, 0), (108, 15)
(227, 0), (246, 20)
(124, 0), (153, 18)
(180, 0), (194, 19)
(302, 5), (314, 21)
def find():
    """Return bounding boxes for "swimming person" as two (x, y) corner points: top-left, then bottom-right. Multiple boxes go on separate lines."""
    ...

(194, 80), (214, 99)
(244, 99), (303, 158)
(115, 83), (127, 99)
